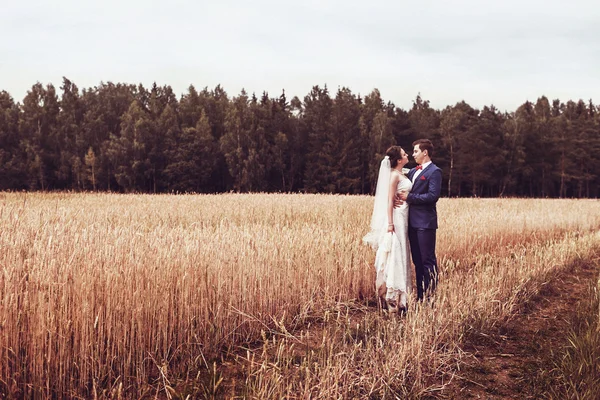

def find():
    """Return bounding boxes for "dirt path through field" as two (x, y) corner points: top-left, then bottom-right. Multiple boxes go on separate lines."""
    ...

(434, 256), (600, 399)
(213, 247), (600, 399)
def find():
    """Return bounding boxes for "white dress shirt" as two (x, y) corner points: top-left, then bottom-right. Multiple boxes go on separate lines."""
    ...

(411, 161), (432, 183)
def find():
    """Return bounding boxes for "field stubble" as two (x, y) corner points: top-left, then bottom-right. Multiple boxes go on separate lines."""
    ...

(0, 193), (599, 398)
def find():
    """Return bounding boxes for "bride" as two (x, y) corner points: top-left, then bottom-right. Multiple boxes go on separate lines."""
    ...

(363, 146), (412, 313)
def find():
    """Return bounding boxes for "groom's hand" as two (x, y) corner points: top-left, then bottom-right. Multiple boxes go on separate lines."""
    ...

(393, 192), (404, 208)
(398, 191), (408, 201)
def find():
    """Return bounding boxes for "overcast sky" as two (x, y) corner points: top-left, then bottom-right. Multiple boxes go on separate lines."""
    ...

(1, 0), (599, 112)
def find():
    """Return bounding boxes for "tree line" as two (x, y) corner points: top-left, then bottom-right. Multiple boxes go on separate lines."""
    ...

(1, 78), (598, 197)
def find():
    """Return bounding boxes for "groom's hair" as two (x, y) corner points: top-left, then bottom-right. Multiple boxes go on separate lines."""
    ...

(413, 139), (434, 157)
(386, 146), (403, 168)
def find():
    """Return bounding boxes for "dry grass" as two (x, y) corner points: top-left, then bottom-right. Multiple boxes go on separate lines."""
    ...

(0, 193), (599, 398)
(550, 272), (600, 400)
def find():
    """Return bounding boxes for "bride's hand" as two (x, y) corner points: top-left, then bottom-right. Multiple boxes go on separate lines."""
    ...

(387, 224), (394, 233)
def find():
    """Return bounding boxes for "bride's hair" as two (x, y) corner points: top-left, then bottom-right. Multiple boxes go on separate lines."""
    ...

(386, 146), (404, 168)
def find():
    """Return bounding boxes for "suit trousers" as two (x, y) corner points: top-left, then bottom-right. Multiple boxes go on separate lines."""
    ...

(408, 227), (438, 301)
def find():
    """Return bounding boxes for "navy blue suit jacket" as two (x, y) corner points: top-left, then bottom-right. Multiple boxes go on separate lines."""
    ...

(406, 163), (442, 229)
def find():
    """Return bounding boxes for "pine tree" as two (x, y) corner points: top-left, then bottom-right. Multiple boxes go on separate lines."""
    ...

(164, 110), (217, 192)
(84, 147), (97, 191)
(19, 83), (60, 190)
(0, 91), (24, 189)
(106, 100), (152, 191)
(220, 90), (252, 192)
(57, 77), (84, 189)
(303, 85), (333, 192)
(331, 87), (362, 193)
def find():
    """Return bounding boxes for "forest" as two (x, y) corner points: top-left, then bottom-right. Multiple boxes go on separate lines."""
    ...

(1, 78), (598, 197)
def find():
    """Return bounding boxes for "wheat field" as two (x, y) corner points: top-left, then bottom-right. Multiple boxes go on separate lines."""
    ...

(1, 192), (599, 398)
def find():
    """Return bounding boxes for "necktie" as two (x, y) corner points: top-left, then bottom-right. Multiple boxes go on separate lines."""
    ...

(415, 165), (423, 170)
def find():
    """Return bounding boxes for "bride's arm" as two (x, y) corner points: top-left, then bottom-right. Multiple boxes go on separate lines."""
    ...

(387, 173), (400, 232)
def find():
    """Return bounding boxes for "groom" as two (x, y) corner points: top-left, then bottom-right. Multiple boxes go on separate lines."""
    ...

(398, 139), (442, 301)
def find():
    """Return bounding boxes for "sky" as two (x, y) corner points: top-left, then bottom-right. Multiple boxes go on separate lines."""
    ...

(1, 0), (599, 112)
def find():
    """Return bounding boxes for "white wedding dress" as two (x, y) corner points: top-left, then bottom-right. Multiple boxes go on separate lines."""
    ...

(374, 175), (412, 308)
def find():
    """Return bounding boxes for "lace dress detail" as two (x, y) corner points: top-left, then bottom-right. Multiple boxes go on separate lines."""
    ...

(374, 176), (412, 307)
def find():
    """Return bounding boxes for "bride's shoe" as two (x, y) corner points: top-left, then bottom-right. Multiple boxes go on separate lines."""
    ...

(387, 304), (398, 313)
(398, 292), (409, 316)
(387, 293), (404, 314)
(387, 297), (398, 314)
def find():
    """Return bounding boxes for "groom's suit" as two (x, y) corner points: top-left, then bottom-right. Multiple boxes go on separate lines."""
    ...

(406, 163), (442, 300)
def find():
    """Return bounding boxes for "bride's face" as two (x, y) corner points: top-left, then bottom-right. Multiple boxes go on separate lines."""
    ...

(399, 149), (409, 166)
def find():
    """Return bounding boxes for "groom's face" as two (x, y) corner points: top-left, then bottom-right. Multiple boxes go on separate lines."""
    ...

(413, 145), (426, 165)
